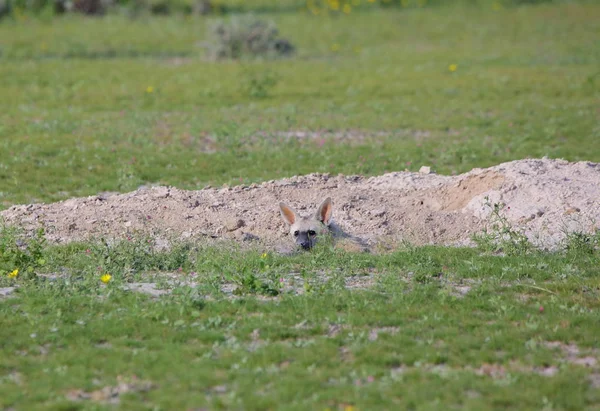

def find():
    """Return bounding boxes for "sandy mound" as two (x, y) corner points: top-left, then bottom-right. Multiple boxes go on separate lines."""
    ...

(2, 158), (599, 251)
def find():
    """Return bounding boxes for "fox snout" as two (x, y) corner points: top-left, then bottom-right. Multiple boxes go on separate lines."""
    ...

(294, 230), (318, 250)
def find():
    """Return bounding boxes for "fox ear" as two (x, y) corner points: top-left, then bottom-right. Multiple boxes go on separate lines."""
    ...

(279, 202), (297, 226)
(315, 197), (333, 226)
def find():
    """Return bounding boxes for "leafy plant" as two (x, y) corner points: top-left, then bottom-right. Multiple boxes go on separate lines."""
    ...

(473, 197), (531, 255)
(231, 268), (280, 296)
(564, 230), (599, 256)
(241, 67), (279, 98)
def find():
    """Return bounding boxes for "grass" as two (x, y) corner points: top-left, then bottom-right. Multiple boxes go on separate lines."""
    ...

(1, 3), (599, 206)
(1, 225), (600, 409)
(1, 1), (600, 409)
(1, 228), (599, 409)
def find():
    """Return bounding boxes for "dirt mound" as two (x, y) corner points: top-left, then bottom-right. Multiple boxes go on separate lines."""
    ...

(2, 158), (599, 251)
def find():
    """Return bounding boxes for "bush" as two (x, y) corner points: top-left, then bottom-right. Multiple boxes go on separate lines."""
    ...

(0, 0), (11, 18)
(206, 15), (295, 60)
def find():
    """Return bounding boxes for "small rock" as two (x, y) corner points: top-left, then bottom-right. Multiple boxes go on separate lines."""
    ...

(419, 166), (432, 174)
(589, 374), (600, 389)
(455, 286), (471, 296)
(572, 356), (597, 367)
(0, 287), (17, 298)
(226, 218), (245, 231)
(151, 187), (170, 199)
(124, 221), (132, 227)
(211, 385), (227, 394)
(371, 209), (386, 217)
(124, 283), (170, 297)
(564, 207), (580, 215)
(242, 232), (260, 242)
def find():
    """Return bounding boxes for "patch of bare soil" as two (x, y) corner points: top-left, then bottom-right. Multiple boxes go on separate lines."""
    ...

(2, 158), (599, 251)
(66, 375), (155, 404)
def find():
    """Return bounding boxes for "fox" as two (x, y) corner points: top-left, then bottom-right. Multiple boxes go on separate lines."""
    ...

(279, 197), (333, 250)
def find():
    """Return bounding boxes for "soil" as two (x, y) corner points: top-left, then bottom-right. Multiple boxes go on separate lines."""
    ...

(2, 158), (599, 252)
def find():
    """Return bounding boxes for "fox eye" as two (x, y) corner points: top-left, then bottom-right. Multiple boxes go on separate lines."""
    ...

(308, 230), (316, 236)
(293, 231), (299, 237)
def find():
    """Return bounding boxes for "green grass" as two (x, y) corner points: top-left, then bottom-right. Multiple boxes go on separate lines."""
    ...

(1, 2), (600, 409)
(1, 3), (599, 207)
(1, 230), (599, 410)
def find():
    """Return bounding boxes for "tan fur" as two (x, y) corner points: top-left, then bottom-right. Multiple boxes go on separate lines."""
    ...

(279, 198), (333, 250)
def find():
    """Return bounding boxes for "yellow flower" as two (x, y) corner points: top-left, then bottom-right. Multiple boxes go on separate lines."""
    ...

(146, 86), (154, 93)
(344, 406), (355, 411)
(331, 43), (340, 52)
(100, 274), (112, 284)
(8, 269), (18, 279)
(343, 3), (351, 13)
(261, 252), (268, 259)
(448, 64), (458, 72)
(329, 0), (340, 10)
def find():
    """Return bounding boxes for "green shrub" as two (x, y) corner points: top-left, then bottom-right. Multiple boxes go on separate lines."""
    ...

(206, 15), (295, 60)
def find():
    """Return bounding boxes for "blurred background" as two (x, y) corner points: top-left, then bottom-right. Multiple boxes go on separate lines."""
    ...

(0, 0), (598, 207)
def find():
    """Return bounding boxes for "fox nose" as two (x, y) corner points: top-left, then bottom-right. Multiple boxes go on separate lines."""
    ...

(300, 241), (312, 250)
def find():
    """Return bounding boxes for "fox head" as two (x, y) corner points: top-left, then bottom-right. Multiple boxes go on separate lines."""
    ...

(279, 197), (333, 250)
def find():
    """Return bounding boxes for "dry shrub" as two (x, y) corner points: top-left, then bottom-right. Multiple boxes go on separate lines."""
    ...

(206, 15), (295, 60)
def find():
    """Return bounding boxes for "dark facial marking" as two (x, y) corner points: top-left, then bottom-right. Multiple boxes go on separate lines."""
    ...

(296, 231), (314, 250)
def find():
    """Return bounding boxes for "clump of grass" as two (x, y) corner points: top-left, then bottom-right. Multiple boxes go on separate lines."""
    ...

(241, 67), (279, 98)
(206, 15), (295, 60)
(564, 230), (599, 256)
(472, 197), (531, 255)
(0, 223), (46, 282)
(68, 236), (194, 280)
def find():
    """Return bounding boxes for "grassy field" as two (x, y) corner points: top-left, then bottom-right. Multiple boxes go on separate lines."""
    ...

(1, 2), (599, 206)
(1, 231), (599, 409)
(1, 1), (600, 409)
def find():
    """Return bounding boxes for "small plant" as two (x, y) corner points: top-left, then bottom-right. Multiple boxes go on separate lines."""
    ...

(231, 268), (279, 296)
(0, 224), (46, 281)
(206, 15), (295, 60)
(564, 230), (599, 256)
(473, 197), (531, 255)
(241, 67), (279, 99)
(81, 236), (193, 280)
